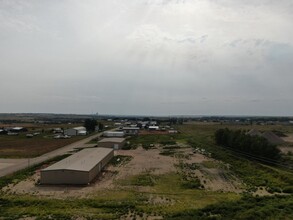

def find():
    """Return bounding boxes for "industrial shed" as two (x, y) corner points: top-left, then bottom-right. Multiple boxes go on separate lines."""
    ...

(103, 131), (125, 137)
(98, 138), (126, 150)
(122, 127), (140, 135)
(64, 126), (87, 136)
(40, 148), (114, 185)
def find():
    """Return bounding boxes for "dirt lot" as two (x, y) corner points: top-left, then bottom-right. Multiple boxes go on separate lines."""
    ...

(3, 144), (243, 198)
(279, 146), (293, 154)
(282, 134), (293, 143)
(279, 134), (293, 154)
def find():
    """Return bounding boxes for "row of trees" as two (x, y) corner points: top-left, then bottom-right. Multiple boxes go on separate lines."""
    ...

(215, 128), (281, 161)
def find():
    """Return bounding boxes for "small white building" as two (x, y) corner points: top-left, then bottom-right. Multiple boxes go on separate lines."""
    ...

(64, 126), (87, 136)
(149, 126), (160, 131)
(11, 127), (26, 132)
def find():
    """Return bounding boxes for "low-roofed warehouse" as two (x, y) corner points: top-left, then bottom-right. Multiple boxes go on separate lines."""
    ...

(64, 126), (87, 136)
(40, 148), (114, 185)
(98, 138), (126, 150)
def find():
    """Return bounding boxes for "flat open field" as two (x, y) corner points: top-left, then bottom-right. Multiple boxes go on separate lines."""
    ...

(2, 144), (242, 220)
(3, 144), (243, 199)
(0, 123), (88, 158)
(0, 133), (85, 158)
(0, 123), (293, 219)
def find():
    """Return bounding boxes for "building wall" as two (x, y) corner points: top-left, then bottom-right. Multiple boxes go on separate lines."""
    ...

(40, 149), (114, 185)
(40, 170), (89, 185)
(124, 130), (138, 135)
(98, 141), (125, 149)
(103, 132), (125, 137)
(64, 129), (78, 136)
(88, 150), (114, 181)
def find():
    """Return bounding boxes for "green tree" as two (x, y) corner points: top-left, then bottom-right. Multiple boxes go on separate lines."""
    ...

(84, 119), (97, 132)
(98, 122), (104, 131)
(214, 128), (281, 162)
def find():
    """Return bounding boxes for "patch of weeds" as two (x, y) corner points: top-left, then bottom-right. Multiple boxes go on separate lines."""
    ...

(160, 150), (177, 156)
(201, 161), (220, 169)
(121, 144), (132, 150)
(159, 140), (177, 145)
(128, 135), (177, 150)
(142, 144), (156, 150)
(110, 155), (133, 167)
(131, 173), (157, 186)
(119, 173), (158, 187)
(181, 178), (202, 189)
(167, 195), (293, 220)
(283, 186), (293, 193)
(176, 162), (203, 190)
(177, 162), (200, 171)
(267, 186), (283, 194)
(180, 172), (203, 190)
(176, 153), (190, 159)
(163, 145), (180, 150)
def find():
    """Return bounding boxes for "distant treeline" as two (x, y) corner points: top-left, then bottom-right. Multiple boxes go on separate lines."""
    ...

(215, 128), (281, 162)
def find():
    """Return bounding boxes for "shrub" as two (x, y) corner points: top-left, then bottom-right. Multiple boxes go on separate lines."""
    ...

(283, 186), (293, 194)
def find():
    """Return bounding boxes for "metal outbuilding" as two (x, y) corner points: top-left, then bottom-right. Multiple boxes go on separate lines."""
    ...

(98, 138), (126, 150)
(103, 131), (125, 137)
(64, 126), (87, 136)
(40, 148), (114, 185)
(148, 126), (160, 131)
(122, 127), (140, 135)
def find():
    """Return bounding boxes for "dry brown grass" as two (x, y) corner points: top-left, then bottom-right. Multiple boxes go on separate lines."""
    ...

(0, 135), (84, 158)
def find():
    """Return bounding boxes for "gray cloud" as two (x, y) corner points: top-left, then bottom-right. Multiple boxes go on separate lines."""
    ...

(0, 0), (293, 115)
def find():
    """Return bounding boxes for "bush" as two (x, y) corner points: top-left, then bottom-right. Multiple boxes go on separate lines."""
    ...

(159, 140), (176, 145)
(181, 179), (202, 189)
(283, 186), (293, 194)
(267, 186), (282, 193)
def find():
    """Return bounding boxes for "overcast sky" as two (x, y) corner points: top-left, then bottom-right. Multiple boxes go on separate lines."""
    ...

(0, 0), (293, 116)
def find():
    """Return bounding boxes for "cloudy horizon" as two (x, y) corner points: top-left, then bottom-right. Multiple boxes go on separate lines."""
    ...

(1, 0), (293, 116)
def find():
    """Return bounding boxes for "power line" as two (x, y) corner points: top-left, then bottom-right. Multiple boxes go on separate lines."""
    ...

(219, 146), (293, 171)
(178, 129), (293, 171)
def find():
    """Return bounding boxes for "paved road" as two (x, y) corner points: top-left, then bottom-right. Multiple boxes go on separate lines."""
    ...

(0, 132), (103, 178)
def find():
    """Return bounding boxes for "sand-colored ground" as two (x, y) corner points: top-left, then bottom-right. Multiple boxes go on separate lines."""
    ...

(279, 146), (293, 154)
(282, 134), (293, 143)
(197, 167), (243, 193)
(279, 134), (293, 154)
(2, 145), (244, 198)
